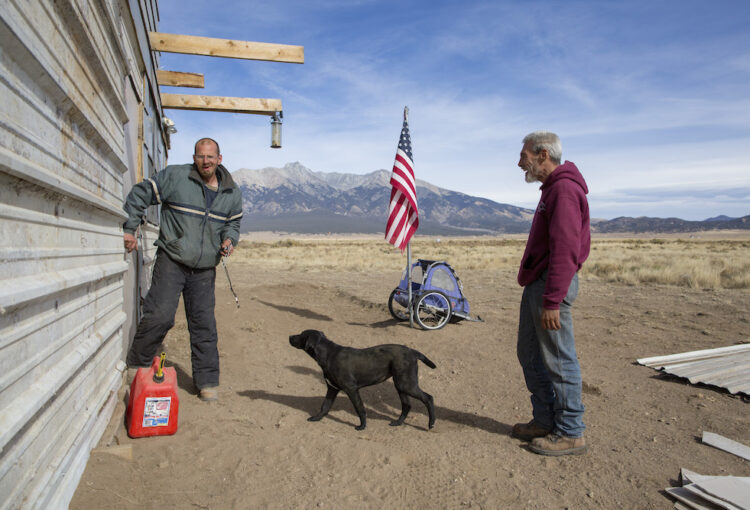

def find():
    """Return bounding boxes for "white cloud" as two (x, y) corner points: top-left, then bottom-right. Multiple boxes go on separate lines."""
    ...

(157, 0), (750, 220)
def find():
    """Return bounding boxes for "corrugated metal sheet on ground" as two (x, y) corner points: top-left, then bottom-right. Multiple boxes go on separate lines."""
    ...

(702, 431), (750, 462)
(667, 469), (750, 510)
(637, 344), (750, 396)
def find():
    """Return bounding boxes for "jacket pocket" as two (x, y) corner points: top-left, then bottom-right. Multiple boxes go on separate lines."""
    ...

(164, 236), (186, 256)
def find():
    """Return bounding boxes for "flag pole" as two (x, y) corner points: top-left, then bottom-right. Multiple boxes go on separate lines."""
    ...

(404, 106), (414, 328)
(407, 240), (413, 328)
(385, 105), (417, 328)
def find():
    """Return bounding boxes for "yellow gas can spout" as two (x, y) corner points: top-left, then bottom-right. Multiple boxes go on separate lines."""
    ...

(153, 352), (166, 383)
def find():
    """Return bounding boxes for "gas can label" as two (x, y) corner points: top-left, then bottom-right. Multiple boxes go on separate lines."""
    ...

(142, 397), (171, 427)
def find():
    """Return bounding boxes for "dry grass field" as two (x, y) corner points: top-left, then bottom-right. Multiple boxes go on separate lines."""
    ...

(236, 234), (750, 290)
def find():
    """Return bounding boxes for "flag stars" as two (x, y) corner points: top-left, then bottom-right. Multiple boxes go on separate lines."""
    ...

(398, 122), (413, 159)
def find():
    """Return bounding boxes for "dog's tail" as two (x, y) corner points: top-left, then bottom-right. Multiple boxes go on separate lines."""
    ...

(416, 351), (436, 369)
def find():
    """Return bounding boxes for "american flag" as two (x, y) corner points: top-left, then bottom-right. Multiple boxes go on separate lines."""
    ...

(385, 116), (419, 250)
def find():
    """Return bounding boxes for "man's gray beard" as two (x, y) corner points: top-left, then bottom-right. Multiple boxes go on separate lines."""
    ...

(523, 165), (539, 183)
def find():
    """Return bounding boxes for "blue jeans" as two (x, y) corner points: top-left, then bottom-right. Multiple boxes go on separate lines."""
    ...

(126, 250), (219, 389)
(517, 273), (585, 438)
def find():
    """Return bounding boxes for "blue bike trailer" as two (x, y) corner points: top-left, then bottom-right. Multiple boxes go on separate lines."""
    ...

(389, 259), (482, 330)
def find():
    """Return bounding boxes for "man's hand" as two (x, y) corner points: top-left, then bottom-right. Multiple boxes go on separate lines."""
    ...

(220, 239), (234, 257)
(124, 233), (138, 253)
(541, 308), (561, 330)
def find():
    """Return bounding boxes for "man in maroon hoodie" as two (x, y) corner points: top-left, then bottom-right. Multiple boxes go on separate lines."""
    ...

(511, 131), (590, 456)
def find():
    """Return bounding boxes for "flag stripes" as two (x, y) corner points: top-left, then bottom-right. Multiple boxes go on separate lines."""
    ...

(385, 117), (418, 250)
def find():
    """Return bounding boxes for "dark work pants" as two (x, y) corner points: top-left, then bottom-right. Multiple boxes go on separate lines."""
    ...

(126, 250), (219, 389)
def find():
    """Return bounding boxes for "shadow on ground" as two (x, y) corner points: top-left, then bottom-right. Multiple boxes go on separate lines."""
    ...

(256, 299), (333, 321)
(346, 319), (402, 328)
(168, 361), (198, 395)
(238, 377), (511, 435)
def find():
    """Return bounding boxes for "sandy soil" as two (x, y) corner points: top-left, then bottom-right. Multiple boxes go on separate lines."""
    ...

(71, 262), (750, 509)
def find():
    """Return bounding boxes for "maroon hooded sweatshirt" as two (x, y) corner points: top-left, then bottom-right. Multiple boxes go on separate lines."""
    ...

(517, 161), (591, 310)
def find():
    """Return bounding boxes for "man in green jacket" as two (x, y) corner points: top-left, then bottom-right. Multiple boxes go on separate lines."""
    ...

(123, 138), (243, 402)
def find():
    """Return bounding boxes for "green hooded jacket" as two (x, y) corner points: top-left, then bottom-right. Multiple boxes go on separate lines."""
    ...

(123, 163), (243, 268)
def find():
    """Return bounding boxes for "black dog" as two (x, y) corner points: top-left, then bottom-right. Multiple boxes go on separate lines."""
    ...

(289, 329), (436, 430)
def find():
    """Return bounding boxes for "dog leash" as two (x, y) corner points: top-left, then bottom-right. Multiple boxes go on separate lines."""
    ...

(221, 256), (240, 308)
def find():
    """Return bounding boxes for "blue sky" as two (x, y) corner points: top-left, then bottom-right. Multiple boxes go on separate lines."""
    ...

(156, 1), (750, 220)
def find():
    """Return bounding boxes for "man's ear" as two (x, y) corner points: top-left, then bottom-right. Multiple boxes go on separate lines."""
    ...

(537, 148), (549, 163)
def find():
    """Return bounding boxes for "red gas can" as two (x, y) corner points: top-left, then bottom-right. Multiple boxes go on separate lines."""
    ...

(126, 353), (179, 438)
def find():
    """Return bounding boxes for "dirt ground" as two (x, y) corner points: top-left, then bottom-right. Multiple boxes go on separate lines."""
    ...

(71, 261), (750, 509)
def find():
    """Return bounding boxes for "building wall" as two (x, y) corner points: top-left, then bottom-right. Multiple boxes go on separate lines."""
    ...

(0, 0), (163, 507)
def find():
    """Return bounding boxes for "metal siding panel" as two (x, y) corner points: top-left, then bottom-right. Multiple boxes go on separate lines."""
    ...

(127, 0), (160, 111)
(121, 70), (142, 355)
(117, 3), (146, 100)
(0, 0), (166, 507)
(0, 171), (125, 297)
(143, 88), (155, 176)
(0, 320), (124, 510)
(0, 310), (126, 454)
(0, 1), (127, 170)
(30, 345), (124, 509)
(0, 31), (126, 214)
(55, 0), (129, 123)
(0, 278), (124, 405)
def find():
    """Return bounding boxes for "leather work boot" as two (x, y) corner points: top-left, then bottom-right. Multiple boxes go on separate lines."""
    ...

(529, 433), (588, 456)
(511, 420), (552, 441)
(199, 387), (218, 402)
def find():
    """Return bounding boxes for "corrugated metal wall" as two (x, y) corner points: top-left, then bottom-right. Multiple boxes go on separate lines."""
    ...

(0, 0), (163, 507)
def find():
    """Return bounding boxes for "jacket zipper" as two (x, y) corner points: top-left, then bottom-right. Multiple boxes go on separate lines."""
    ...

(196, 176), (228, 268)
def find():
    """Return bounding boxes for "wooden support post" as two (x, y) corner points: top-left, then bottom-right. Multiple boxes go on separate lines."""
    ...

(156, 70), (205, 88)
(136, 98), (144, 182)
(149, 32), (304, 64)
(160, 93), (282, 115)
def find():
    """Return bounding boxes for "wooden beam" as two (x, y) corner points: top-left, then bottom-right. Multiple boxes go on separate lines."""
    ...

(156, 70), (205, 88)
(149, 32), (304, 64)
(160, 93), (282, 115)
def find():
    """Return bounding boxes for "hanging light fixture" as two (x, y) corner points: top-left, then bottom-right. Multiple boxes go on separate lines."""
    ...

(270, 111), (282, 148)
(162, 116), (177, 134)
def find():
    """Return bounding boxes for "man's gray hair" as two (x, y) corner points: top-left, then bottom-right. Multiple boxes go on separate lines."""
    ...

(523, 131), (562, 164)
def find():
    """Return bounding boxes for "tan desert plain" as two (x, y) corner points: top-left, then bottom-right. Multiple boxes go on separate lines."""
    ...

(72, 232), (750, 509)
